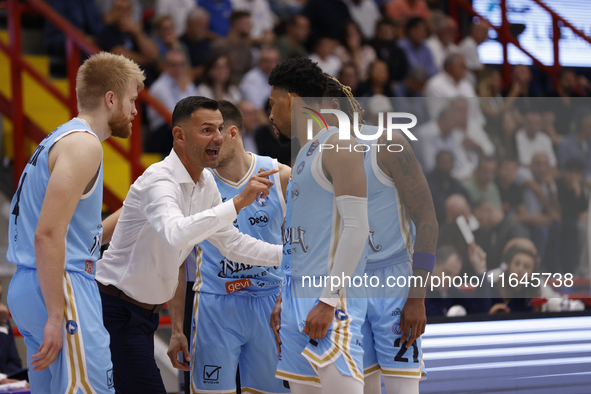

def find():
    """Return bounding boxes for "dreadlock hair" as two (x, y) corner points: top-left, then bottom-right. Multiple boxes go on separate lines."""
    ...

(268, 57), (327, 104)
(324, 73), (364, 123)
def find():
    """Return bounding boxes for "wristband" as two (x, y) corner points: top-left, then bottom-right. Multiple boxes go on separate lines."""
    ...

(413, 251), (435, 273)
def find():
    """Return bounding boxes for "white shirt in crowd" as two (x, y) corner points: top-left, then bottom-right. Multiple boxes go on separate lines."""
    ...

(239, 67), (271, 110)
(343, 0), (381, 40)
(231, 0), (277, 39)
(155, 0), (195, 35)
(194, 84), (243, 105)
(147, 72), (198, 131)
(459, 36), (483, 71)
(426, 36), (459, 71)
(308, 53), (342, 77)
(516, 129), (558, 167)
(96, 149), (282, 305)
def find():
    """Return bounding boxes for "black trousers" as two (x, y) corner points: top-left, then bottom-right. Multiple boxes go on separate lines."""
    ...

(100, 292), (166, 394)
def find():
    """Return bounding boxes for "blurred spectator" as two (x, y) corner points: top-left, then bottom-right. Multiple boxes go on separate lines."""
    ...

(357, 60), (395, 97)
(275, 15), (310, 61)
(211, 11), (255, 85)
(231, 0), (277, 40)
(95, 0), (159, 69)
(426, 14), (459, 72)
(195, 55), (243, 103)
(369, 18), (408, 83)
(490, 245), (540, 313)
(473, 201), (530, 269)
(425, 245), (492, 317)
(546, 69), (586, 138)
(309, 37), (342, 77)
(397, 17), (438, 77)
(334, 21), (377, 81)
(458, 20), (490, 82)
(239, 100), (261, 154)
(522, 153), (561, 267)
(180, 7), (213, 82)
(425, 53), (475, 105)
(155, 0), (195, 35)
(254, 102), (291, 166)
(557, 113), (591, 179)
(240, 48), (279, 110)
(556, 158), (589, 275)
(45, 0), (103, 61)
(337, 63), (361, 96)
(478, 68), (518, 136)
(197, 0), (233, 37)
(96, 0), (144, 24)
(153, 14), (188, 58)
(385, 0), (431, 23)
(146, 49), (197, 156)
(302, 0), (351, 43)
(363, 95), (394, 127)
(462, 156), (502, 209)
(504, 64), (537, 99)
(426, 151), (472, 226)
(270, 0), (305, 20)
(496, 157), (526, 217)
(414, 101), (474, 179)
(515, 107), (557, 170)
(0, 277), (23, 384)
(343, 0), (381, 40)
(393, 67), (429, 125)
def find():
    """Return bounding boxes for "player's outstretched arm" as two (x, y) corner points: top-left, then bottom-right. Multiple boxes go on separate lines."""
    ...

(381, 133), (438, 348)
(278, 163), (291, 202)
(167, 261), (190, 371)
(34, 132), (103, 371)
(270, 293), (282, 353)
(303, 137), (369, 340)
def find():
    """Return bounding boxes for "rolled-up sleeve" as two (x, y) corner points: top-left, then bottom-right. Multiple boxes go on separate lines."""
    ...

(139, 175), (239, 249)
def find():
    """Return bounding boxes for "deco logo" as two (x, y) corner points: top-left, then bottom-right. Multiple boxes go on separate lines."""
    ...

(248, 211), (269, 227)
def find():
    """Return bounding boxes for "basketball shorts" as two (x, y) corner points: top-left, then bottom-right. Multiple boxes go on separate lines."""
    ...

(8, 265), (114, 393)
(276, 275), (367, 388)
(362, 261), (426, 380)
(190, 290), (289, 393)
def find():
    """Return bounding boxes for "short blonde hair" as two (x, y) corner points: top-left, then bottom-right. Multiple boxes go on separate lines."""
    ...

(76, 52), (145, 111)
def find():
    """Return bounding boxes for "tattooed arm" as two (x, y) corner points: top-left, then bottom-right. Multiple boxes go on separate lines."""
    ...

(378, 132), (438, 347)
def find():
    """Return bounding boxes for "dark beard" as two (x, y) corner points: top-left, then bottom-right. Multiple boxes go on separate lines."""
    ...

(276, 125), (291, 146)
(109, 106), (132, 139)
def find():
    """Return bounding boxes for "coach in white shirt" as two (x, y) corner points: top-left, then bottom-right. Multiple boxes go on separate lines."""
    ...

(96, 96), (282, 394)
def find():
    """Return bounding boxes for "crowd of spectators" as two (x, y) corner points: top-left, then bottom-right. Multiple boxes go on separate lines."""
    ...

(44, 0), (591, 317)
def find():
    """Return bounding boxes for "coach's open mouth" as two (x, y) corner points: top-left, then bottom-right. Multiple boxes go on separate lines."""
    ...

(206, 149), (218, 158)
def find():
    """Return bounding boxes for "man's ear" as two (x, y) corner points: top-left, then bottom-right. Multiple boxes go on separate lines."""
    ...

(172, 125), (185, 144)
(230, 125), (239, 139)
(330, 98), (340, 110)
(105, 91), (116, 109)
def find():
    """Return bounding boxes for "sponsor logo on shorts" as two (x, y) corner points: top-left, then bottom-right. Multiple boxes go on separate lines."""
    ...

(392, 323), (401, 335)
(296, 161), (305, 174)
(85, 260), (94, 275)
(66, 320), (78, 335)
(335, 309), (348, 321)
(392, 308), (402, 316)
(307, 140), (320, 156)
(248, 210), (269, 227)
(225, 279), (252, 294)
(107, 369), (114, 388)
(203, 365), (221, 383)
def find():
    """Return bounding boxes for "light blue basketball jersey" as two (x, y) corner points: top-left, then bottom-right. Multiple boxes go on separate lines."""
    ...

(7, 118), (103, 278)
(285, 127), (369, 298)
(362, 125), (415, 269)
(196, 154), (285, 295)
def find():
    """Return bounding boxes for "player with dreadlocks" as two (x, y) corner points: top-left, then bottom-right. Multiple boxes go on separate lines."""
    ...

(268, 57), (370, 394)
(322, 74), (438, 394)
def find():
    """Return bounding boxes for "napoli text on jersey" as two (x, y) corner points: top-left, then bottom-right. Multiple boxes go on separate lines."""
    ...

(196, 154), (285, 295)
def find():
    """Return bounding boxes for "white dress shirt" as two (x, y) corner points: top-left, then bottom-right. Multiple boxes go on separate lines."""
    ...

(516, 129), (557, 167)
(459, 36), (483, 71)
(96, 149), (282, 304)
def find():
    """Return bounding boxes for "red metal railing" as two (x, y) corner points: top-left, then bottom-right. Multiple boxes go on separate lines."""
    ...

(0, 0), (172, 211)
(449, 0), (591, 89)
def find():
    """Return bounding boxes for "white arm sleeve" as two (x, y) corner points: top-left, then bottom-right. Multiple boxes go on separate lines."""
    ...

(320, 195), (369, 307)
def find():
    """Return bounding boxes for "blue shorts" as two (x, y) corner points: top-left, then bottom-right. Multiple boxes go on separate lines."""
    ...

(276, 276), (367, 388)
(190, 291), (289, 393)
(7, 266), (114, 393)
(362, 262), (426, 380)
